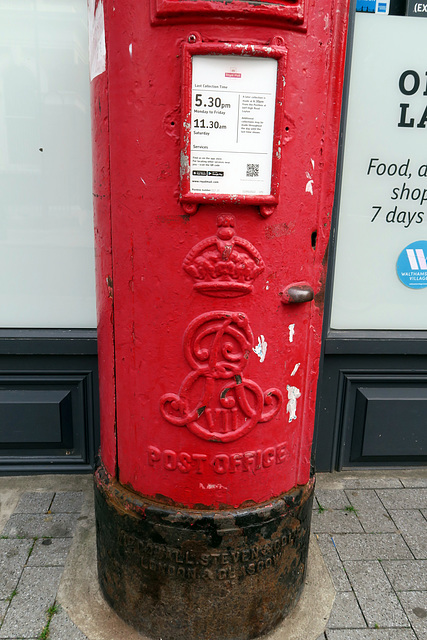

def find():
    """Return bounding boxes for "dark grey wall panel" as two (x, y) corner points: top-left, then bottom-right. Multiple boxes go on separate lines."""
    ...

(0, 331), (99, 475)
(315, 351), (427, 471)
(357, 387), (427, 458)
(0, 389), (67, 444)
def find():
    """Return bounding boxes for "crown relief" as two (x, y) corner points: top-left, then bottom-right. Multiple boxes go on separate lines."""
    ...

(182, 215), (265, 298)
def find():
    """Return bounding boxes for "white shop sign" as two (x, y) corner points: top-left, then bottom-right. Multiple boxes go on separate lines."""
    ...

(331, 15), (427, 330)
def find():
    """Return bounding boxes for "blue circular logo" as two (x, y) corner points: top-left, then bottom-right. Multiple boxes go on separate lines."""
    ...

(397, 241), (427, 289)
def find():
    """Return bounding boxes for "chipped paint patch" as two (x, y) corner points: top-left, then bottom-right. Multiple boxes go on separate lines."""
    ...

(129, 43), (132, 58)
(253, 335), (267, 363)
(265, 280), (270, 291)
(88, 0), (106, 81)
(288, 324), (295, 343)
(306, 160), (315, 194)
(180, 149), (190, 180)
(286, 385), (301, 422)
(291, 363), (301, 376)
(140, 177), (146, 185)
(305, 171), (314, 195)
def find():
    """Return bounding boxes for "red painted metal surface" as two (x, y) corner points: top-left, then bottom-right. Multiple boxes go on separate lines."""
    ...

(90, 0), (349, 509)
(90, 54), (116, 475)
(151, 0), (306, 27)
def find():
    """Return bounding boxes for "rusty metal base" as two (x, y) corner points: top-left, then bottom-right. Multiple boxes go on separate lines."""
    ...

(94, 464), (315, 640)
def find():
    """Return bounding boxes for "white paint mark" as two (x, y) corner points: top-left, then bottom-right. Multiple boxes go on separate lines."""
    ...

(253, 335), (268, 363)
(88, 0), (106, 81)
(129, 43), (133, 58)
(291, 363), (301, 376)
(286, 385), (301, 422)
(140, 177), (146, 185)
(288, 324), (295, 343)
(311, 158), (315, 170)
(265, 280), (270, 291)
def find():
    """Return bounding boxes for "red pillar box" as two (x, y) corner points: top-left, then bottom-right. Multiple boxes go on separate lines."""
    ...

(90, 1), (348, 639)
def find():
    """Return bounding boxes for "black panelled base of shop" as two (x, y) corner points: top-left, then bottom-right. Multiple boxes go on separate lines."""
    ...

(0, 331), (99, 474)
(94, 464), (314, 640)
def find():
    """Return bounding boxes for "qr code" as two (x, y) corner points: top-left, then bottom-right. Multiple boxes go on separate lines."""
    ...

(246, 163), (259, 178)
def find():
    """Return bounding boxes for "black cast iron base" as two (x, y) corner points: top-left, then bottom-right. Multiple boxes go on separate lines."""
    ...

(94, 464), (314, 640)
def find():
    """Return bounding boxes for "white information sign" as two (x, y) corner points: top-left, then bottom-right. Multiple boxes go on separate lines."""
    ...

(190, 55), (278, 196)
(331, 15), (427, 330)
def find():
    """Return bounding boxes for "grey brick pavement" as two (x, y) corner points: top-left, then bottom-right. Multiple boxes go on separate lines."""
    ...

(314, 471), (427, 640)
(1, 471), (426, 640)
(0, 489), (88, 640)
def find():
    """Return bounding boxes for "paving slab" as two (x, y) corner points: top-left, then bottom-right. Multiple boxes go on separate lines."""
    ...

(330, 478), (403, 490)
(0, 476), (93, 494)
(312, 510), (364, 534)
(316, 490), (351, 510)
(326, 630), (417, 640)
(0, 538), (32, 599)
(343, 561), (408, 629)
(27, 538), (73, 567)
(345, 490), (386, 511)
(315, 471), (414, 492)
(356, 510), (397, 534)
(326, 591), (366, 629)
(2, 513), (78, 539)
(343, 478), (404, 490)
(0, 490), (25, 536)
(344, 490), (397, 532)
(398, 591), (427, 640)
(315, 534), (352, 592)
(0, 475), (93, 536)
(0, 600), (9, 622)
(332, 534), (413, 561)
(14, 492), (54, 514)
(49, 607), (88, 640)
(388, 510), (427, 559)
(0, 566), (62, 638)
(382, 560), (427, 591)
(399, 478), (427, 488)
(50, 492), (85, 514)
(376, 488), (427, 510)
